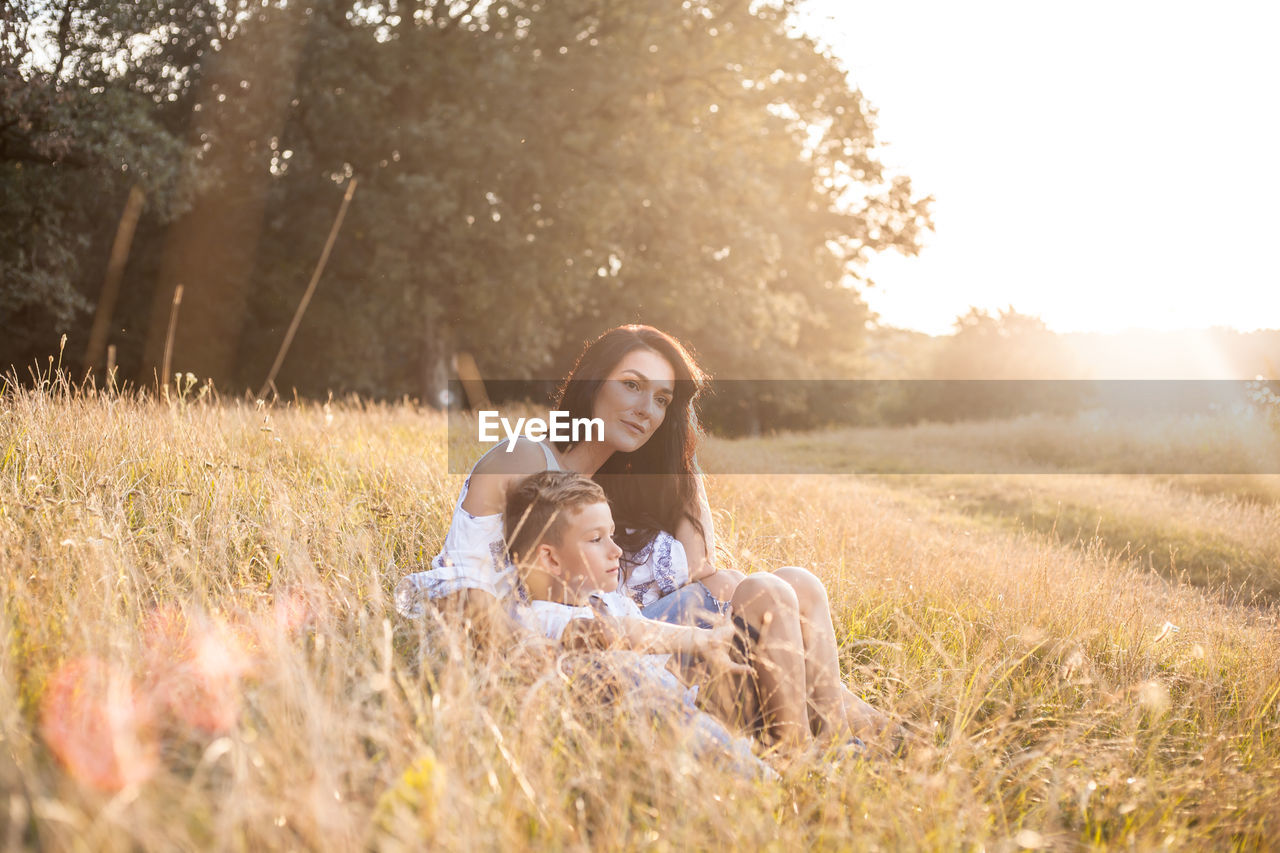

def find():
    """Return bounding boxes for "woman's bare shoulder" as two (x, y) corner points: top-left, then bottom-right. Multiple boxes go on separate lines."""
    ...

(470, 438), (550, 477)
(462, 439), (551, 515)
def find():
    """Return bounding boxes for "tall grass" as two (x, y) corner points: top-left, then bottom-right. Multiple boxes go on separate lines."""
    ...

(2, 380), (1278, 849)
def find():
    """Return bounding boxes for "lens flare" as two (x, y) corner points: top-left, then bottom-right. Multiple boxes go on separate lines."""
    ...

(273, 591), (314, 634)
(142, 607), (253, 734)
(39, 658), (157, 791)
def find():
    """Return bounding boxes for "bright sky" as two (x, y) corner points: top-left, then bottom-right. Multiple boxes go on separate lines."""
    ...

(795, 0), (1280, 335)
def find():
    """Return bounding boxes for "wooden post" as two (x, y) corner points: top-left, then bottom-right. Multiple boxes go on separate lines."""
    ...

(258, 178), (357, 400)
(161, 284), (183, 398)
(105, 345), (117, 392)
(84, 186), (145, 372)
(454, 352), (491, 411)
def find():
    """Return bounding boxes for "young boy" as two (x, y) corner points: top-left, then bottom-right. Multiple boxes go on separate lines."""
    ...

(503, 470), (882, 751)
(503, 470), (785, 774)
(504, 473), (748, 691)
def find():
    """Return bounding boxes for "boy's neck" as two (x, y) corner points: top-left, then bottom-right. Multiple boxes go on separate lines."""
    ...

(525, 572), (595, 607)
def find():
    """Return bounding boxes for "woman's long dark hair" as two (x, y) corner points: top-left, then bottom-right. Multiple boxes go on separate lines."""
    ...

(553, 325), (709, 558)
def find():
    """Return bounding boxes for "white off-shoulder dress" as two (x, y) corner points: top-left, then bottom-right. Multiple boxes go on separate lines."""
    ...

(394, 438), (692, 619)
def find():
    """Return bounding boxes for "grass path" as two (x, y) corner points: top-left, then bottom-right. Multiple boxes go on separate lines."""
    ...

(703, 417), (1280, 604)
(859, 473), (1280, 604)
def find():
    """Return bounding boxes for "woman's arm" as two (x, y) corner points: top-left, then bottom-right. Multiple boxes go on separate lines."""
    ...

(676, 475), (745, 601)
(675, 474), (717, 582)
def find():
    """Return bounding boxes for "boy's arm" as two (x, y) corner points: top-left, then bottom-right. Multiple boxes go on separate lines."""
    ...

(567, 597), (750, 679)
(600, 602), (748, 677)
(560, 612), (624, 651)
(627, 618), (750, 680)
(582, 594), (702, 655)
(618, 615), (706, 656)
(557, 600), (668, 652)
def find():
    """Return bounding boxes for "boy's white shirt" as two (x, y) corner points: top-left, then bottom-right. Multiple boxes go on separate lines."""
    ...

(515, 589), (643, 641)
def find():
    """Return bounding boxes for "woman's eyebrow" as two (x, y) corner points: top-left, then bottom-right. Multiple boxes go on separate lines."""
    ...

(618, 369), (675, 395)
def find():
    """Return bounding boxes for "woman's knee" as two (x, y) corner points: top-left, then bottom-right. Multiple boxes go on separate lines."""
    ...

(773, 566), (829, 610)
(731, 572), (800, 616)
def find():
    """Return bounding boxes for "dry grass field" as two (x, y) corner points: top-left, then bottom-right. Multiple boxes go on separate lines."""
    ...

(3, 378), (1279, 849)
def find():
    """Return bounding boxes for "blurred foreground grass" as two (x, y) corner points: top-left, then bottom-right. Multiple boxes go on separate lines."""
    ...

(2, 382), (1279, 849)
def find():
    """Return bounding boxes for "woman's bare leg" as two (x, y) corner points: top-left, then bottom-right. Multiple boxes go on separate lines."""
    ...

(771, 567), (855, 741)
(730, 574), (809, 749)
(839, 685), (893, 741)
(773, 566), (896, 746)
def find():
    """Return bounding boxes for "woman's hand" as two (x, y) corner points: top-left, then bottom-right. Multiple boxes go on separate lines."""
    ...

(691, 621), (752, 681)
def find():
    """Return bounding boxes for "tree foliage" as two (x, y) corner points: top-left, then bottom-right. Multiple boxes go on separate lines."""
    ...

(2, 0), (932, 404)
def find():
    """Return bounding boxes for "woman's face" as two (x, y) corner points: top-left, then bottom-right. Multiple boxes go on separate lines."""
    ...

(592, 348), (677, 454)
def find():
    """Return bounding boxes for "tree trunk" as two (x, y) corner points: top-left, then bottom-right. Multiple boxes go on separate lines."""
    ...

(83, 185), (145, 376)
(421, 307), (453, 409)
(140, 7), (306, 387)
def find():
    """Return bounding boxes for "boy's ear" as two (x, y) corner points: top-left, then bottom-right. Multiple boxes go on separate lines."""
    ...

(534, 542), (561, 576)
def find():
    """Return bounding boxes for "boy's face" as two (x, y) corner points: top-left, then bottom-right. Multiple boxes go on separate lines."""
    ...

(548, 501), (623, 598)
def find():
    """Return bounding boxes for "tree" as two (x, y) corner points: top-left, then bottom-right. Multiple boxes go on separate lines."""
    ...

(890, 306), (1086, 423)
(3, 0), (932, 409)
(253, 0), (930, 399)
(1, 0), (222, 371)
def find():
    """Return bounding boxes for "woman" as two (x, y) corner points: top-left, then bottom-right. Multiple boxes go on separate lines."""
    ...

(396, 326), (734, 615)
(396, 325), (886, 745)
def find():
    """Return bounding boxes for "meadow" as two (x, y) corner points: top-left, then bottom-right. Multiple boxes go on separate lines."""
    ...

(3, 378), (1279, 850)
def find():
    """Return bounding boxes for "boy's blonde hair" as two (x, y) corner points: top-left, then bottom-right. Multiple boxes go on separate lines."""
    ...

(504, 470), (608, 571)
